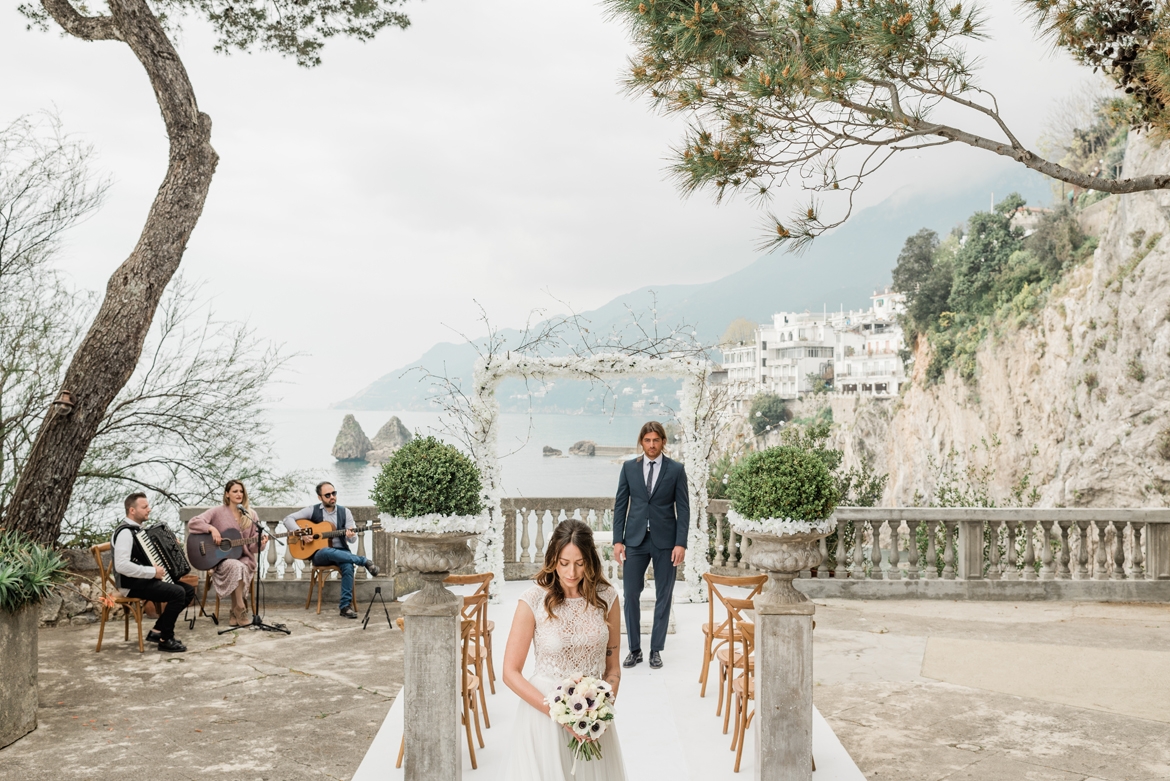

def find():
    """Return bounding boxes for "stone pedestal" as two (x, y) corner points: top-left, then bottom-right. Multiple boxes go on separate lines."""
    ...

(0, 606), (38, 748)
(392, 531), (478, 781)
(739, 528), (828, 781)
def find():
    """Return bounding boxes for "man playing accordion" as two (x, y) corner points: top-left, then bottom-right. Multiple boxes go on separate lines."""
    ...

(111, 493), (195, 652)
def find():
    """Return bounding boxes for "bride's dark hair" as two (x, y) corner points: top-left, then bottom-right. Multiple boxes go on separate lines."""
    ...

(534, 519), (612, 620)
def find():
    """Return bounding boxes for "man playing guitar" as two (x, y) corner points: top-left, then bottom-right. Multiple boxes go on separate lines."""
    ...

(281, 482), (379, 618)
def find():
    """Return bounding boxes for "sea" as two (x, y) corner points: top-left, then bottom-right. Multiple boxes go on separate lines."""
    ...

(265, 409), (648, 507)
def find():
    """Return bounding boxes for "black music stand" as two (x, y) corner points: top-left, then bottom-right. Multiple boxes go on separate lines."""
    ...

(219, 523), (290, 636)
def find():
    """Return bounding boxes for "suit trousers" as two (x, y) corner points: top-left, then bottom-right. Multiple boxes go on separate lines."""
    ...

(622, 536), (676, 653)
(126, 580), (195, 640)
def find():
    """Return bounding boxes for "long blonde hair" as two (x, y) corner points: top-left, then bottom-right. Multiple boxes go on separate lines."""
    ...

(534, 520), (611, 620)
(221, 479), (254, 530)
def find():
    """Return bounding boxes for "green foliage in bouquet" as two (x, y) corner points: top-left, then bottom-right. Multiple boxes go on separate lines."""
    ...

(727, 445), (836, 522)
(370, 436), (483, 518)
(0, 531), (68, 613)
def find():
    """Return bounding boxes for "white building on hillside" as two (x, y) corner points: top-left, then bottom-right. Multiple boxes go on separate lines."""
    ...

(720, 290), (907, 406)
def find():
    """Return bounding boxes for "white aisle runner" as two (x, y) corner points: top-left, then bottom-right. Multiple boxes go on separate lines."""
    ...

(353, 581), (864, 781)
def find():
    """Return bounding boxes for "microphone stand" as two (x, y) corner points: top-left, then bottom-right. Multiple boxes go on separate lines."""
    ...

(220, 510), (290, 636)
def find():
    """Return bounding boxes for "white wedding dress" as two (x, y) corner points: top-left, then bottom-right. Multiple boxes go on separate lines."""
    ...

(505, 584), (628, 781)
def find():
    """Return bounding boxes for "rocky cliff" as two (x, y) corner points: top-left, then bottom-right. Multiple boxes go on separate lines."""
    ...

(832, 135), (1170, 508)
(332, 414), (372, 461)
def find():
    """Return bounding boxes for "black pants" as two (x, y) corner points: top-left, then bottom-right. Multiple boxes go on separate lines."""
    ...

(622, 538), (676, 653)
(127, 580), (195, 640)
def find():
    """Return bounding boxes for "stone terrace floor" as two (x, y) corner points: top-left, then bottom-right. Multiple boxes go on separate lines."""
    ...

(3, 596), (1169, 780)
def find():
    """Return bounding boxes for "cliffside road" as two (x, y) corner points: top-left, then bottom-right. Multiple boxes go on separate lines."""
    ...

(1, 603), (404, 780)
(813, 599), (1170, 781)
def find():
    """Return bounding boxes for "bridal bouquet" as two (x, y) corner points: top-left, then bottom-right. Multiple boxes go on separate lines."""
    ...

(546, 675), (615, 768)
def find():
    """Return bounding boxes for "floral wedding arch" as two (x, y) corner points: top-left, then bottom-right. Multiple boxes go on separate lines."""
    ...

(465, 352), (717, 601)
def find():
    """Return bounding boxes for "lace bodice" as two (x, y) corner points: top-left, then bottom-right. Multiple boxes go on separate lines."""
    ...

(520, 584), (618, 680)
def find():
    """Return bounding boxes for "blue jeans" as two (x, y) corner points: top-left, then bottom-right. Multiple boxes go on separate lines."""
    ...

(312, 547), (370, 609)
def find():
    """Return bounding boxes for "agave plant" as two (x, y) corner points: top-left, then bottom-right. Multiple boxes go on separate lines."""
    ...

(0, 532), (68, 614)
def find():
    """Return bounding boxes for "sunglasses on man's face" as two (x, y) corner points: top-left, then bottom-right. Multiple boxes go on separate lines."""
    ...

(322, 491), (337, 498)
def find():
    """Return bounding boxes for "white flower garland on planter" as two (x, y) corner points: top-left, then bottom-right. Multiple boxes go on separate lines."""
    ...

(466, 352), (714, 601)
(379, 513), (490, 535)
(727, 509), (835, 536)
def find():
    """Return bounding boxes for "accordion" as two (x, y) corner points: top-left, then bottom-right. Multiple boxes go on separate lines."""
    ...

(132, 524), (192, 584)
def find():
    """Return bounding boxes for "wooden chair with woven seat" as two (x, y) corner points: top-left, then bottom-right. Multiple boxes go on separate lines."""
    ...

(304, 565), (360, 615)
(700, 573), (766, 704)
(717, 597), (755, 734)
(445, 572), (496, 693)
(395, 617), (486, 770)
(90, 543), (146, 653)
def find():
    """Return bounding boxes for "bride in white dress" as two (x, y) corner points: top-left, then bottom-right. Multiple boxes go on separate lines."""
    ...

(502, 519), (627, 780)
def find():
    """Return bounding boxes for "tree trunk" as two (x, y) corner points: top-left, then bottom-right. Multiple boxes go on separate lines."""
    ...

(3, 0), (218, 544)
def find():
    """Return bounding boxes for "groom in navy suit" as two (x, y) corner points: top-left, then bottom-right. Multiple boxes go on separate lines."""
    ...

(612, 421), (690, 670)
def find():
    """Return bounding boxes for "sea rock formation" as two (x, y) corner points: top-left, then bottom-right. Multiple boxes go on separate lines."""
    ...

(543, 446), (563, 457)
(569, 440), (596, 457)
(367, 416), (413, 464)
(831, 134), (1170, 507)
(332, 414), (372, 461)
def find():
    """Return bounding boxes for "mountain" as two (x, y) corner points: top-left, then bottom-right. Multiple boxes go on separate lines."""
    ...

(335, 167), (1053, 411)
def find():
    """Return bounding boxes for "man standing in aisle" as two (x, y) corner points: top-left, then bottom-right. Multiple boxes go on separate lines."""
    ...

(282, 482), (379, 618)
(611, 421), (690, 669)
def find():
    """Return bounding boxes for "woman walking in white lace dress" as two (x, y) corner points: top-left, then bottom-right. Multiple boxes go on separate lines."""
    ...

(502, 519), (627, 780)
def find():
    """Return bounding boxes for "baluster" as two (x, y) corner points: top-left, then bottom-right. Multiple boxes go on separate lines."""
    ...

(741, 535), (753, 570)
(1130, 523), (1145, 579)
(716, 514), (727, 567)
(987, 520), (1001, 580)
(817, 534), (830, 578)
(1094, 521), (1108, 580)
(1039, 521), (1055, 580)
(1022, 520), (1037, 580)
(833, 519), (847, 579)
(357, 527), (368, 578)
(1003, 521), (1018, 581)
(1057, 521), (1072, 580)
(265, 520), (279, 579)
(284, 532), (297, 579)
(924, 521), (939, 580)
(535, 511), (548, 562)
(519, 509), (532, 564)
(1075, 520), (1091, 579)
(1111, 522), (1126, 580)
(942, 522), (957, 580)
(851, 520), (866, 579)
(869, 521), (883, 579)
(906, 520), (920, 580)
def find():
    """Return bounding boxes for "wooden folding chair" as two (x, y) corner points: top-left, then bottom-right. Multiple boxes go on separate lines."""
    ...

(304, 565), (360, 614)
(700, 573), (766, 700)
(90, 543), (146, 653)
(446, 572), (496, 692)
(718, 597), (755, 734)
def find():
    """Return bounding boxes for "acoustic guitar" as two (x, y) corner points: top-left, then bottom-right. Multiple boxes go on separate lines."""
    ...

(286, 519), (383, 560)
(185, 525), (310, 571)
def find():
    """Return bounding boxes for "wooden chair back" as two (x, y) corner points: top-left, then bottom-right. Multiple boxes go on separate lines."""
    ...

(704, 573), (765, 638)
(462, 593), (488, 660)
(92, 543), (116, 593)
(459, 618), (476, 692)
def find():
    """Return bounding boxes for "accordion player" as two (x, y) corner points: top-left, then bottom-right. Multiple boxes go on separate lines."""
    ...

(111, 493), (195, 652)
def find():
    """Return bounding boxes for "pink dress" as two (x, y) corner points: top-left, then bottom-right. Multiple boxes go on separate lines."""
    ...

(187, 505), (260, 599)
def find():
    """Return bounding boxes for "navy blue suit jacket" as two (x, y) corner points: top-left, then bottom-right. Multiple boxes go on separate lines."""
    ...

(613, 455), (690, 550)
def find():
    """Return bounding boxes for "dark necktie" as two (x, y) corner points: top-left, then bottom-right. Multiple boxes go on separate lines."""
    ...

(646, 460), (655, 497)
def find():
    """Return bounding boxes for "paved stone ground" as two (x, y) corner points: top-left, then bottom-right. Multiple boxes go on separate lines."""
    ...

(0, 600), (404, 781)
(4, 597), (1169, 780)
(812, 600), (1170, 781)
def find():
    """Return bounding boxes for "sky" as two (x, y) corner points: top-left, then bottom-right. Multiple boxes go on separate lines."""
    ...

(1, 0), (1091, 408)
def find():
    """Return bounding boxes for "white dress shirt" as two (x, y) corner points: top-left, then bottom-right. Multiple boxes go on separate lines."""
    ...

(112, 518), (156, 595)
(642, 455), (663, 496)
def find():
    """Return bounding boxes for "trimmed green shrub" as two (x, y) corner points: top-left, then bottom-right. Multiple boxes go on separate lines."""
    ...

(370, 436), (483, 518)
(0, 532), (68, 614)
(727, 445), (837, 521)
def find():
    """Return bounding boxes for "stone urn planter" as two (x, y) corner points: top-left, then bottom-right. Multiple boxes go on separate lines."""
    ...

(726, 445), (837, 781)
(371, 436), (487, 781)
